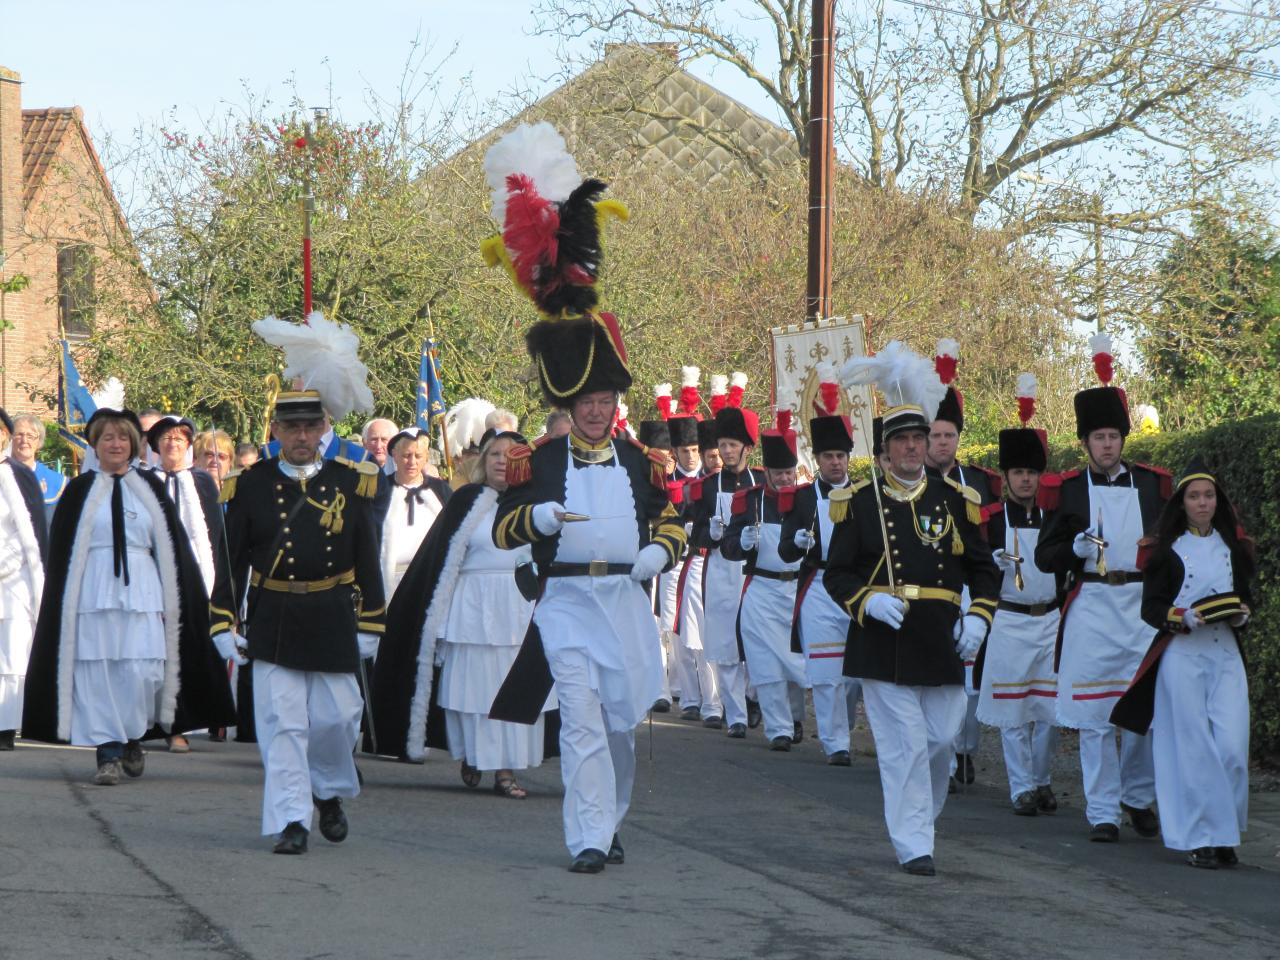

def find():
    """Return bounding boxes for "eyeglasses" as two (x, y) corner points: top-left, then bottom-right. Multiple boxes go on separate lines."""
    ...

(12, 432), (39, 442)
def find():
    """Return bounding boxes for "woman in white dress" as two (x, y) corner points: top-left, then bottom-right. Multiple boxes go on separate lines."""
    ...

(22, 409), (234, 784)
(378, 427), (452, 601)
(371, 431), (551, 798)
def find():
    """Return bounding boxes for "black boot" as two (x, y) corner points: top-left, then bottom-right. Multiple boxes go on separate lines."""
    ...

(273, 821), (309, 855)
(314, 796), (348, 843)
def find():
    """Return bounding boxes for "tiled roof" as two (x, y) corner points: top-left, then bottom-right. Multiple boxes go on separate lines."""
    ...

(21, 107), (82, 207)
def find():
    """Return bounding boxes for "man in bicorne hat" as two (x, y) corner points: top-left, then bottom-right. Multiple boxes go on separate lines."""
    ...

(1036, 335), (1169, 844)
(826, 341), (1000, 875)
(483, 121), (686, 874)
(722, 411), (806, 751)
(780, 382), (860, 766)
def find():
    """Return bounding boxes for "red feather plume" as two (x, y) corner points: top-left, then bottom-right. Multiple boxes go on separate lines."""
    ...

(502, 174), (560, 297)
(679, 386), (700, 415)
(1017, 396), (1036, 425)
(817, 382), (840, 416)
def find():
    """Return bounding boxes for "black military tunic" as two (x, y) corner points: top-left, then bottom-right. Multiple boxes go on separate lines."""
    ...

(210, 457), (385, 674)
(926, 462), (1000, 507)
(823, 473), (999, 686)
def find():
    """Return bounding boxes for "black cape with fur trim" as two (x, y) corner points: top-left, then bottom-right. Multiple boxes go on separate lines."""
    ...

(372, 483), (558, 759)
(2, 458), (50, 560)
(22, 468), (236, 743)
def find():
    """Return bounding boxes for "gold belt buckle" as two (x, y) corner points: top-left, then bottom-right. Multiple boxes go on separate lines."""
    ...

(588, 559), (610, 577)
(1029, 603), (1047, 617)
(897, 584), (921, 601)
(288, 581), (308, 594)
(1106, 571), (1126, 586)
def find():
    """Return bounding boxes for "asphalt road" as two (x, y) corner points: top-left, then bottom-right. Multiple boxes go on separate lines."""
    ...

(3, 713), (1278, 960)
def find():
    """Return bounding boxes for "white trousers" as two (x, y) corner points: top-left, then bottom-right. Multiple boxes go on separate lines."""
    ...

(1152, 634), (1249, 851)
(755, 680), (806, 742)
(1000, 722), (1058, 800)
(812, 678), (862, 755)
(547, 646), (637, 856)
(862, 680), (967, 863)
(1078, 725), (1156, 827)
(253, 661), (362, 836)
(712, 661), (748, 727)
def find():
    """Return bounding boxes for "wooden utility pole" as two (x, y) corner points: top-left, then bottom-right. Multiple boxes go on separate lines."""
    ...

(806, 0), (837, 323)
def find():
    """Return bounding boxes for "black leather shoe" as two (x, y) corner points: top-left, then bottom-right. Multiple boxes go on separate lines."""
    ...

(1012, 791), (1039, 816)
(902, 855), (936, 876)
(1089, 822), (1120, 843)
(606, 834), (624, 864)
(746, 699), (762, 729)
(827, 750), (852, 766)
(1187, 847), (1218, 870)
(273, 821), (309, 855)
(1035, 784), (1058, 813)
(680, 706), (701, 721)
(770, 736), (792, 752)
(315, 795), (348, 843)
(955, 753), (975, 785)
(568, 849), (607, 874)
(792, 721), (804, 744)
(1121, 802), (1160, 838)
(1215, 846), (1239, 867)
(652, 698), (671, 713)
(702, 715), (724, 729)
(727, 723), (747, 739)
(121, 740), (145, 778)
(0, 729), (15, 751)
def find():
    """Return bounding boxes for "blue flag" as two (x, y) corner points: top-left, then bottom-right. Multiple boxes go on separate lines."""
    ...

(416, 338), (447, 431)
(59, 339), (97, 428)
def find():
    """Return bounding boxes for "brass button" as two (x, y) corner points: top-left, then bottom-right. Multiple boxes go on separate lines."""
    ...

(889, 534), (897, 541)
(327, 561), (334, 568)
(886, 521), (894, 528)
(285, 541), (293, 548)
(278, 512), (287, 519)
(283, 527), (291, 534)
(892, 549), (900, 556)
(894, 563), (903, 571)
(287, 574), (295, 581)
(287, 557), (295, 564)
(277, 498), (284, 505)
(325, 545), (332, 552)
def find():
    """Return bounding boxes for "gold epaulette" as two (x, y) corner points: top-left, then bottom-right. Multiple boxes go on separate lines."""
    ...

(505, 443), (534, 487)
(944, 476), (983, 525)
(827, 481), (866, 524)
(336, 457), (380, 498)
(218, 469), (242, 504)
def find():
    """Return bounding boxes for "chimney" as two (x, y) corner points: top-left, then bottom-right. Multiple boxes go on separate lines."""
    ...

(0, 66), (22, 259)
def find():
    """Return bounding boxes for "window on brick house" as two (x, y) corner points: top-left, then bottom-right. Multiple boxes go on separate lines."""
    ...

(57, 243), (95, 337)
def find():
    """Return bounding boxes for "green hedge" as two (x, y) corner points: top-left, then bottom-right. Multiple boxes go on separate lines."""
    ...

(962, 414), (1280, 763)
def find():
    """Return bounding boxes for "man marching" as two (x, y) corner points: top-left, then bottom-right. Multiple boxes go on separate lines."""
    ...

(687, 389), (764, 738)
(974, 375), (1061, 816)
(210, 316), (385, 854)
(826, 342), (1000, 875)
(482, 122), (686, 874)
(722, 411), (806, 751)
(1036, 334), (1169, 843)
(780, 365), (860, 765)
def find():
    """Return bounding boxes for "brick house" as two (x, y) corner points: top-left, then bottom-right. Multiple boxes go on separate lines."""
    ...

(0, 65), (140, 415)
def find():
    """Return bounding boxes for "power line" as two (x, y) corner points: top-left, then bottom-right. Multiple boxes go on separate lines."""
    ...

(887, 0), (1280, 83)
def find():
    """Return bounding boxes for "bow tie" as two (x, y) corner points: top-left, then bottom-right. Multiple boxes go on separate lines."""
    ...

(402, 485), (428, 526)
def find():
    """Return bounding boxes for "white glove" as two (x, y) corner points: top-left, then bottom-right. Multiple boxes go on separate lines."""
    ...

(709, 516), (727, 542)
(1183, 610), (1208, 633)
(953, 614), (986, 660)
(865, 592), (906, 629)
(992, 549), (1018, 573)
(212, 631), (248, 666)
(532, 501), (566, 536)
(740, 525), (760, 551)
(794, 529), (816, 551)
(1072, 530), (1100, 559)
(357, 632), (379, 659)
(630, 543), (668, 582)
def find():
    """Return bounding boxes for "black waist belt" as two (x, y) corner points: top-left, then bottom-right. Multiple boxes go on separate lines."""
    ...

(1080, 571), (1143, 586)
(545, 561), (633, 578)
(752, 568), (800, 582)
(998, 599), (1056, 617)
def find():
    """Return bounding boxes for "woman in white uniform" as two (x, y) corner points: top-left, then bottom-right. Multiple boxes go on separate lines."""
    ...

(371, 431), (549, 798)
(22, 409), (235, 783)
(1112, 459), (1254, 869)
(378, 427), (452, 600)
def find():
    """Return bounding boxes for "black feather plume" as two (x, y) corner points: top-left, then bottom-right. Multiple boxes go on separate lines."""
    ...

(534, 178), (608, 317)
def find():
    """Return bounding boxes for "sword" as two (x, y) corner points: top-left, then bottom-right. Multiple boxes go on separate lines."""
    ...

(1092, 509), (1109, 577)
(1007, 527), (1025, 593)
(358, 654), (378, 756)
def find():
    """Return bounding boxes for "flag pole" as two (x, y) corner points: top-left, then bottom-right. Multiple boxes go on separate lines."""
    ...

(425, 307), (453, 480)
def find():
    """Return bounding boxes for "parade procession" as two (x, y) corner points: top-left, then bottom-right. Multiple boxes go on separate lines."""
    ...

(3, 3), (1280, 956)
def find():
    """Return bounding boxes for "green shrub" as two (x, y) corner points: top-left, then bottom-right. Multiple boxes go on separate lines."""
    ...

(963, 414), (1280, 762)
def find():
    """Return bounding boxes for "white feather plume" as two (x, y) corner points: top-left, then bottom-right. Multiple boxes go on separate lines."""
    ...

(484, 121), (582, 225)
(441, 397), (496, 457)
(1016, 372), (1038, 399)
(1088, 331), (1114, 357)
(936, 337), (960, 359)
(710, 373), (728, 396)
(815, 359), (839, 384)
(680, 365), (701, 388)
(840, 340), (946, 422)
(252, 312), (374, 421)
(730, 371), (748, 389)
(90, 376), (126, 411)
(653, 382), (672, 399)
